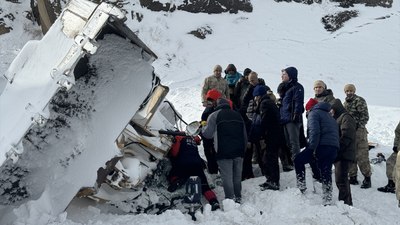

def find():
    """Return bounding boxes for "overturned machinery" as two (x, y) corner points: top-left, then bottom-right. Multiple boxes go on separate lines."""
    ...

(0, 0), (188, 224)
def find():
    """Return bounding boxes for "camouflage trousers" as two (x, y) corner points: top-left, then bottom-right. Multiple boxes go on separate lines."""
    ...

(386, 152), (398, 181)
(395, 153), (400, 201)
(349, 127), (372, 177)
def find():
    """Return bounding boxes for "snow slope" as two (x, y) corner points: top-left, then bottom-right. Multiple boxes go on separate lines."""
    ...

(0, 0), (400, 224)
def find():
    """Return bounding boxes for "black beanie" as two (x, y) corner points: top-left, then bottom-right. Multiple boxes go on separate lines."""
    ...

(243, 68), (252, 76)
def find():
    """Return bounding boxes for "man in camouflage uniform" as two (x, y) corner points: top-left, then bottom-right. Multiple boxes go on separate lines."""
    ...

(201, 65), (230, 106)
(343, 84), (372, 189)
(378, 121), (400, 193)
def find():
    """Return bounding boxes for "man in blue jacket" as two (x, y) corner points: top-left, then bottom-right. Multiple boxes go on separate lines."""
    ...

(279, 67), (305, 159)
(295, 99), (339, 205)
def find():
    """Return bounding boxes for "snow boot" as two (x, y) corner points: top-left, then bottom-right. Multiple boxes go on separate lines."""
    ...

(360, 176), (371, 189)
(259, 181), (280, 191)
(322, 183), (333, 206)
(209, 198), (220, 211)
(282, 165), (294, 172)
(349, 176), (359, 185)
(377, 180), (395, 193)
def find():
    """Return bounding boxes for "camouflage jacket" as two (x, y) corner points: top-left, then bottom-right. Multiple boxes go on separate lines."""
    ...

(343, 94), (369, 128)
(395, 121), (400, 148)
(201, 75), (230, 102)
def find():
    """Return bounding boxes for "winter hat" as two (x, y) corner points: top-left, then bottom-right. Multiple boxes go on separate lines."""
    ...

(305, 98), (319, 111)
(213, 65), (222, 72)
(206, 89), (222, 101)
(224, 64), (237, 74)
(243, 68), (252, 77)
(253, 85), (267, 97)
(284, 67), (298, 81)
(344, 84), (356, 92)
(314, 80), (327, 89)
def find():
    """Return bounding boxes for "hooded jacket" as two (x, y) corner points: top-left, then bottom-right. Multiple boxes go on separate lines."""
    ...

(331, 99), (356, 162)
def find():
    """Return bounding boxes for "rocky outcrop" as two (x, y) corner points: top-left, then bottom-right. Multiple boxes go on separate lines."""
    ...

(139, 0), (253, 14)
(321, 10), (358, 32)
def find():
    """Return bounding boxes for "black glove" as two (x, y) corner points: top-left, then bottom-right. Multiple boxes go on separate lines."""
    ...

(292, 113), (301, 123)
(393, 146), (398, 153)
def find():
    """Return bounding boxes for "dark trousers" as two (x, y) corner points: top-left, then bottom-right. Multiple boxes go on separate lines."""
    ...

(262, 138), (280, 184)
(334, 160), (353, 205)
(203, 138), (219, 174)
(294, 145), (337, 199)
(242, 143), (254, 180)
(294, 147), (320, 188)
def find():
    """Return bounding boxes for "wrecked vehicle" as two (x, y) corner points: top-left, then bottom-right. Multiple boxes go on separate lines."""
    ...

(0, 0), (195, 224)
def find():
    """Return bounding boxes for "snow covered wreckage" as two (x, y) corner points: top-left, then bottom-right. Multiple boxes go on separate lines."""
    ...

(0, 0), (191, 224)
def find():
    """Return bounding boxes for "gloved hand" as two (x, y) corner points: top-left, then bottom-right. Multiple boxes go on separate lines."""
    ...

(292, 113), (301, 123)
(393, 146), (398, 153)
(201, 121), (207, 127)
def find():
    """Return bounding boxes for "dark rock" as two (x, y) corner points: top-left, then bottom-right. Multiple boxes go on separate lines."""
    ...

(140, 0), (253, 14)
(321, 10), (358, 32)
(188, 25), (212, 39)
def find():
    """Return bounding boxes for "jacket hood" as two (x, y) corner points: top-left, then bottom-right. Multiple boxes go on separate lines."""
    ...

(216, 98), (231, 110)
(330, 98), (346, 119)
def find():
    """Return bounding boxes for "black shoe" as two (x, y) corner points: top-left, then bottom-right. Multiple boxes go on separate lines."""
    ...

(282, 165), (294, 172)
(349, 176), (359, 185)
(377, 180), (395, 193)
(234, 197), (242, 204)
(360, 177), (371, 189)
(260, 181), (280, 191)
(210, 199), (220, 211)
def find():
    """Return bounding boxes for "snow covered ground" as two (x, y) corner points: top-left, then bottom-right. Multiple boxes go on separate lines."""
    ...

(1, 0), (400, 224)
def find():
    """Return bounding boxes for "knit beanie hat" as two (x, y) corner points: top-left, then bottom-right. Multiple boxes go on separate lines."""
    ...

(284, 67), (298, 81)
(213, 65), (222, 72)
(243, 68), (252, 77)
(305, 98), (319, 111)
(314, 80), (327, 89)
(344, 84), (356, 92)
(206, 89), (222, 101)
(253, 85), (267, 97)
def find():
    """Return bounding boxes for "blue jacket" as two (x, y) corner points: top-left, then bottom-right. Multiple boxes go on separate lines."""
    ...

(280, 81), (304, 124)
(307, 102), (340, 152)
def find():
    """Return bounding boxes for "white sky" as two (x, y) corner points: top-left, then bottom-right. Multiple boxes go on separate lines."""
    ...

(0, 0), (400, 224)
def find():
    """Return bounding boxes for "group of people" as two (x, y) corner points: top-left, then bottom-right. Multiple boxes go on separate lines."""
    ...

(166, 63), (400, 208)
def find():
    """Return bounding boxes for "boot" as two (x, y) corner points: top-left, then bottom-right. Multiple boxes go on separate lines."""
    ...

(322, 183), (333, 206)
(349, 176), (359, 185)
(377, 179), (395, 193)
(209, 199), (220, 211)
(360, 176), (371, 189)
(259, 180), (280, 191)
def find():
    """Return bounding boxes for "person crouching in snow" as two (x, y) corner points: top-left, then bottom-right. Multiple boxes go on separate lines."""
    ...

(294, 98), (339, 205)
(167, 135), (220, 211)
(201, 98), (247, 203)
